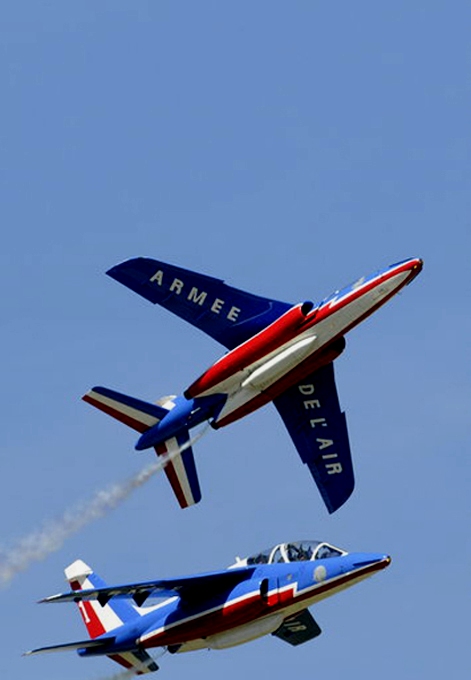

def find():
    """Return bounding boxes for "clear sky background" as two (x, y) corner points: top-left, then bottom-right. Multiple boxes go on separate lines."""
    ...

(1, 2), (470, 678)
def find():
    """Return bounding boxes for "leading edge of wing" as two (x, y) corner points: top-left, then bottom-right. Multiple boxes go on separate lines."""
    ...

(273, 362), (354, 514)
(25, 636), (116, 655)
(107, 257), (292, 350)
(40, 567), (255, 607)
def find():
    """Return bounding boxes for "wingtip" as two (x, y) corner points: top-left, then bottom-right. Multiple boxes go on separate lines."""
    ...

(38, 592), (67, 604)
(106, 257), (146, 278)
(82, 386), (104, 399)
(82, 389), (97, 403)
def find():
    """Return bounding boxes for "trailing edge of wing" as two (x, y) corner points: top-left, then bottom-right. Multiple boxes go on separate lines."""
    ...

(40, 567), (255, 607)
(107, 257), (292, 350)
(273, 362), (354, 514)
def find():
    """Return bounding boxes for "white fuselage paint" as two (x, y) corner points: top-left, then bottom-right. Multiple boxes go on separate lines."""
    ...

(207, 269), (410, 424)
(163, 436), (197, 506)
(150, 565), (381, 654)
(205, 613), (284, 649)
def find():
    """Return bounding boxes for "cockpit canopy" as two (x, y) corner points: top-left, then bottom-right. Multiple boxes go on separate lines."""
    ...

(241, 540), (346, 566)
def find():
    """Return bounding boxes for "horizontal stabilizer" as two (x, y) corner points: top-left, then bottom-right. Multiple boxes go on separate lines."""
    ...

(274, 362), (354, 513)
(64, 558), (141, 638)
(272, 609), (321, 646)
(107, 648), (159, 674)
(107, 257), (292, 350)
(83, 386), (169, 434)
(25, 636), (115, 655)
(40, 566), (255, 608)
(26, 639), (159, 674)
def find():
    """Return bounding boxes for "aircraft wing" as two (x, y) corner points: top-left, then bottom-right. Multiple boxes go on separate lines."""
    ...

(272, 609), (322, 646)
(273, 362), (354, 514)
(107, 257), (292, 350)
(41, 567), (255, 608)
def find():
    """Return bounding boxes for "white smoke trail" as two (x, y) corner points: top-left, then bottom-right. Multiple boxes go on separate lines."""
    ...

(0, 426), (209, 587)
(96, 669), (138, 680)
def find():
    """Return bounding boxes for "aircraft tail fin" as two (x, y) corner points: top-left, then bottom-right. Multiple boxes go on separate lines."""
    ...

(82, 386), (169, 434)
(83, 386), (203, 509)
(26, 639), (159, 675)
(107, 649), (159, 674)
(65, 559), (141, 638)
(27, 562), (159, 674)
(154, 428), (202, 508)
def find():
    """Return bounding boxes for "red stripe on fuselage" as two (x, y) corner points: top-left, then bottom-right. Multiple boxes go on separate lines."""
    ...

(312, 258), (422, 327)
(185, 304), (312, 398)
(187, 259), (421, 405)
(140, 559), (388, 649)
(141, 590), (264, 648)
(213, 260), (422, 428)
(213, 338), (345, 428)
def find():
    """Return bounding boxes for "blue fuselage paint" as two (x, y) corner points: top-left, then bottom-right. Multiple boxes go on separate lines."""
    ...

(78, 552), (389, 657)
(135, 394), (225, 450)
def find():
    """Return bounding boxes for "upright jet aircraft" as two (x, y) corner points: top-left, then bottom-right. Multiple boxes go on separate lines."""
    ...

(83, 257), (422, 513)
(26, 539), (390, 675)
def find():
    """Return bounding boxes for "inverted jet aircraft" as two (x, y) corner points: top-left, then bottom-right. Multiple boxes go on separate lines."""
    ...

(83, 257), (422, 513)
(26, 539), (391, 675)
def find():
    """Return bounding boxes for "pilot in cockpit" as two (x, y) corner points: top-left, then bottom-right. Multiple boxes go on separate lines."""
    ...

(237, 540), (346, 568)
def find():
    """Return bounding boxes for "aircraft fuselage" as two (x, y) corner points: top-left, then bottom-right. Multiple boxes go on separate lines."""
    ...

(134, 258), (422, 451)
(79, 551), (390, 657)
(184, 258), (422, 428)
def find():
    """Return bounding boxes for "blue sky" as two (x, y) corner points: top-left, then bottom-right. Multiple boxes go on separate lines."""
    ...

(1, 2), (470, 678)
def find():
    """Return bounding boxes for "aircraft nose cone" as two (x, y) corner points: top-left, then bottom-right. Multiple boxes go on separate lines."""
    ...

(406, 257), (423, 281)
(351, 553), (392, 570)
(377, 554), (391, 569)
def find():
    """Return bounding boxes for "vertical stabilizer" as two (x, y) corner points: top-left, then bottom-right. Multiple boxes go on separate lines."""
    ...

(82, 387), (203, 508)
(28, 561), (159, 674)
(65, 560), (140, 638)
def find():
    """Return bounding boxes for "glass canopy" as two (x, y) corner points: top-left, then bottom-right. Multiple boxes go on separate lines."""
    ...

(245, 540), (346, 565)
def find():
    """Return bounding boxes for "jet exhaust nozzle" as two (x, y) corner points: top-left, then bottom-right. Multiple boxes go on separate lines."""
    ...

(135, 398), (196, 450)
